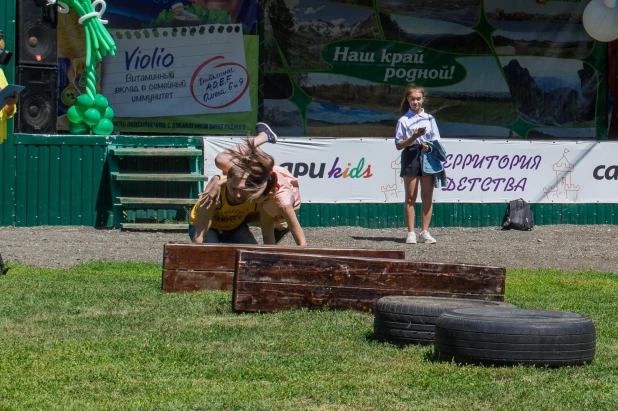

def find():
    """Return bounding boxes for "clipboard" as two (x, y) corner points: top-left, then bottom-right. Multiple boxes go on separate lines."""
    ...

(0, 84), (25, 103)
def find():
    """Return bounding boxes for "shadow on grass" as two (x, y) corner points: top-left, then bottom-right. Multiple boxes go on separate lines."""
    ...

(423, 348), (442, 364)
(365, 330), (445, 365)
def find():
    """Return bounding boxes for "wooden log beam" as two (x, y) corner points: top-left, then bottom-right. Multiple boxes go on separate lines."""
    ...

(162, 243), (406, 293)
(232, 251), (506, 313)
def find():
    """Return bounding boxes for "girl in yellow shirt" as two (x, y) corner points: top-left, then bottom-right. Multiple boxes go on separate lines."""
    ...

(0, 35), (18, 144)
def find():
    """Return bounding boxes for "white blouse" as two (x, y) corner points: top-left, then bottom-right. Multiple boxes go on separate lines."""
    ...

(395, 109), (441, 147)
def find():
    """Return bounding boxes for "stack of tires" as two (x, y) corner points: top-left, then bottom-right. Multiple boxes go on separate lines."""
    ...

(374, 296), (596, 367)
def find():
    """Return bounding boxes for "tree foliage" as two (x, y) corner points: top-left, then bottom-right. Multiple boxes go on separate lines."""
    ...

(268, 0), (296, 61)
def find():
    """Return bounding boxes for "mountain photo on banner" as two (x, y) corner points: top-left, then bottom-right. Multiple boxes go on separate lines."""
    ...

(263, 0), (603, 139)
(265, 0), (379, 72)
(486, 0), (592, 59)
(377, 0), (481, 27)
(379, 12), (491, 55)
(500, 56), (597, 139)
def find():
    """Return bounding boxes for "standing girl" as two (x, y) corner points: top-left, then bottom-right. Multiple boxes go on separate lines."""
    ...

(395, 84), (441, 244)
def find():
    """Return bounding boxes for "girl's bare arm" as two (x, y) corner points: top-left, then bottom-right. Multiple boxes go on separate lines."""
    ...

(259, 207), (276, 245)
(193, 201), (217, 243)
(281, 204), (306, 246)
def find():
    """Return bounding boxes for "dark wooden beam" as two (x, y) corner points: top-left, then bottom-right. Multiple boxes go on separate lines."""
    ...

(232, 251), (506, 313)
(162, 243), (406, 293)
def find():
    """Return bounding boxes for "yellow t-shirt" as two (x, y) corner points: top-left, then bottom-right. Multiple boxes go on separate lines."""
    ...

(0, 69), (17, 144)
(190, 177), (257, 231)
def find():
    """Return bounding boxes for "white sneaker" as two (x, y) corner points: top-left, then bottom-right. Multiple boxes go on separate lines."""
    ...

(418, 231), (437, 244)
(405, 232), (417, 244)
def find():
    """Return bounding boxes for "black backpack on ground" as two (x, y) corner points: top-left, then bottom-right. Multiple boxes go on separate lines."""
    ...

(502, 199), (533, 231)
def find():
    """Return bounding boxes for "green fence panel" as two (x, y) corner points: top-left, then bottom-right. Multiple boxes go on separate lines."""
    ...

(338, 203), (350, 226)
(6, 136), (618, 229)
(604, 204), (612, 224)
(385, 203), (399, 228)
(14, 146), (27, 226)
(10, 141), (108, 227)
(93, 145), (107, 226)
(70, 146), (82, 226)
(37, 145), (50, 225)
(329, 203), (338, 226)
(351, 203), (360, 226)
(320, 203), (331, 227)
(26, 145), (38, 226)
(479, 203), (489, 227)
(587, 203), (597, 225)
(359, 203), (369, 228)
(49, 145), (61, 225)
(82, 145), (94, 226)
(59, 145), (72, 225)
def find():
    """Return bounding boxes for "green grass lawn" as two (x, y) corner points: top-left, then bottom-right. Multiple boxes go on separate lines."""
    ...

(1, 262), (617, 410)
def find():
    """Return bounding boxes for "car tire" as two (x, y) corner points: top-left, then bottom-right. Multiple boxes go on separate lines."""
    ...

(373, 296), (515, 346)
(434, 308), (596, 367)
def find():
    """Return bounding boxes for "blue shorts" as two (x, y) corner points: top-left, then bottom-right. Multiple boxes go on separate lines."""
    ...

(188, 223), (257, 244)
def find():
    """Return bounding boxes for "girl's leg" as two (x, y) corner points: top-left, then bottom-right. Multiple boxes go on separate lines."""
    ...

(204, 229), (222, 243)
(221, 223), (258, 244)
(419, 175), (435, 231)
(403, 176), (420, 232)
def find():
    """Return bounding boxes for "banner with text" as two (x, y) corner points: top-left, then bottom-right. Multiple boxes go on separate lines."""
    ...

(57, 0), (259, 135)
(204, 137), (618, 203)
(102, 25), (251, 118)
(263, 0), (605, 140)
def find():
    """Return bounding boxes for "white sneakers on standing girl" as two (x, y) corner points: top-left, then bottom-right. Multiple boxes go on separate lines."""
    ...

(405, 232), (417, 244)
(418, 230), (437, 244)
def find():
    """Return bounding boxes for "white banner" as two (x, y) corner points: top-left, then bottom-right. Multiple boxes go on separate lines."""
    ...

(102, 25), (250, 118)
(204, 137), (618, 203)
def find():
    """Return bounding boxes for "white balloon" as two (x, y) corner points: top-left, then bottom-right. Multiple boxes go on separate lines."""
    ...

(583, 0), (618, 42)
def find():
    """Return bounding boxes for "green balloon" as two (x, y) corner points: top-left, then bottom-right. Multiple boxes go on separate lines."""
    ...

(67, 106), (83, 123)
(93, 94), (109, 110)
(83, 108), (102, 126)
(69, 121), (90, 135)
(103, 106), (114, 120)
(92, 118), (114, 135)
(76, 94), (94, 108)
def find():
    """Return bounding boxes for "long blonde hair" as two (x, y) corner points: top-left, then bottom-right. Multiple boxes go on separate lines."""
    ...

(399, 83), (427, 116)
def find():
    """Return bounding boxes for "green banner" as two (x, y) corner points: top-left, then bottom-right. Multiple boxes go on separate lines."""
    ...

(263, 0), (605, 140)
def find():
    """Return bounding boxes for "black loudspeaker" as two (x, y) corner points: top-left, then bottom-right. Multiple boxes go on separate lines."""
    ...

(16, 0), (58, 66)
(14, 65), (58, 134)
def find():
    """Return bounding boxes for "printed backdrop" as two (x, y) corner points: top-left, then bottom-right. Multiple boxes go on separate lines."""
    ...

(57, 0), (259, 135)
(204, 137), (618, 203)
(55, 0), (608, 138)
(263, 0), (606, 139)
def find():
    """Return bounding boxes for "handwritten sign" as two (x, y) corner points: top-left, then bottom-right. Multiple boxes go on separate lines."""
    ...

(102, 25), (250, 118)
(190, 56), (248, 109)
